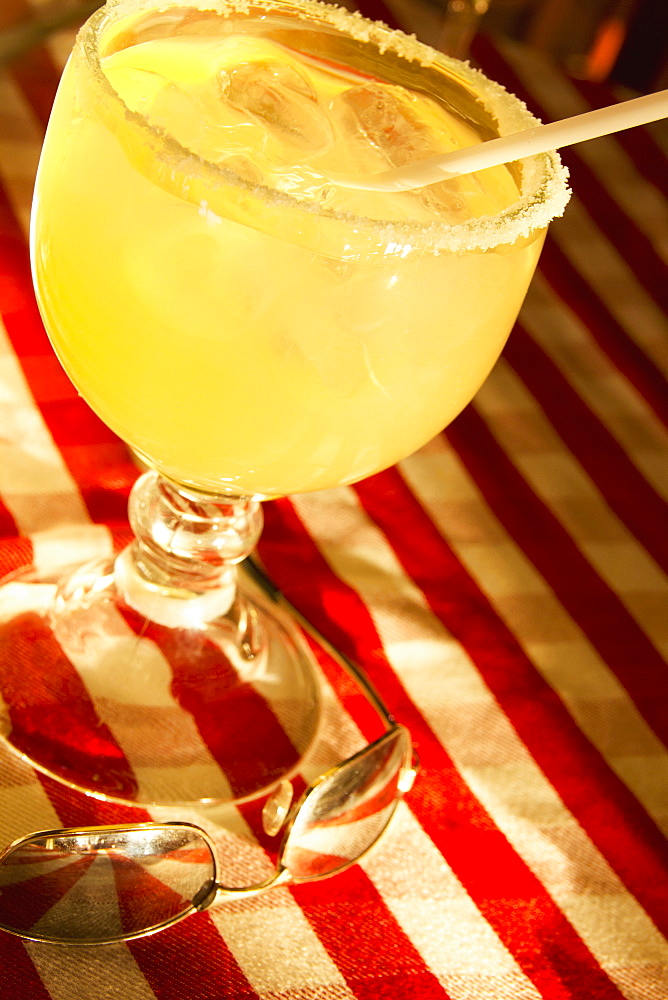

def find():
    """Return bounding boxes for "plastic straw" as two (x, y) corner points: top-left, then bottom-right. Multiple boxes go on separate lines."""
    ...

(329, 88), (668, 191)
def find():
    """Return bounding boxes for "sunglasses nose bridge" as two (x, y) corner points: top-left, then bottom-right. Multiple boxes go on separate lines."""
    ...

(211, 866), (292, 904)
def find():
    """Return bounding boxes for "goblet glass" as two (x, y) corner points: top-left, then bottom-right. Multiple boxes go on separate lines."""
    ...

(0, 0), (569, 806)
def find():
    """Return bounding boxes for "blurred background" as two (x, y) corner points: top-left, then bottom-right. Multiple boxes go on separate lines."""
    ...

(2, 0), (666, 93)
(385, 0), (668, 92)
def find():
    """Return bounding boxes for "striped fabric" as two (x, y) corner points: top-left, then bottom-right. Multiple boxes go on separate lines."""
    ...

(0, 0), (666, 996)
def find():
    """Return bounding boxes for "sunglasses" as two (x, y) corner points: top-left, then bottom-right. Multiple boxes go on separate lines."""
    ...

(0, 561), (417, 946)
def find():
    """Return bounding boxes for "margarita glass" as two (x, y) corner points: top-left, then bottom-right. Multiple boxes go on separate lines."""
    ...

(0, 0), (569, 805)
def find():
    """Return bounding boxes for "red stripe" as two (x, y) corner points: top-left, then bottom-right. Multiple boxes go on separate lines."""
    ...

(0, 935), (54, 1000)
(355, 468), (668, 933)
(0, 538), (33, 578)
(0, 177), (135, 525)
(129, 915), (261, 999)
(260, 501), (406, 723)
(58, 443), (136, 525)
(260, 500), (630, 1000)
(0, 179), (50, 356)
(36, 399), (119, 447)
(9, 44), (59, 134)
(507, 322), (668, 574)
(447, 405), (668, 742)
(538, 238), (668, 428)
(0, 503), (19, 546)
(293, 868), (451, 1000)
(37, 770), (152, 828)
(472, 36), (668, 316)
(303, 631), (386, 740)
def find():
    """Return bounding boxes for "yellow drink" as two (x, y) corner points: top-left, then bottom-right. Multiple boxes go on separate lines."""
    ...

(32, 0), (569, 497)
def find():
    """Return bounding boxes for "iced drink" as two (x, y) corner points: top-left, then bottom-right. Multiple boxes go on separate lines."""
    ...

(31, 0), (569, 497)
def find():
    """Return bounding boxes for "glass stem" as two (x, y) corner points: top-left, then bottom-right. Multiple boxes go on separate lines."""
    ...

(114, 470), (263, 628)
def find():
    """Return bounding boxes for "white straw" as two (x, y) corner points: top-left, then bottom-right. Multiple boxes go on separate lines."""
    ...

(329, 89), (668, 191)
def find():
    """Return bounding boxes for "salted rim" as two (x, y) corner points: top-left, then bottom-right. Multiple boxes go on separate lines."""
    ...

(83, 0), (571, 252)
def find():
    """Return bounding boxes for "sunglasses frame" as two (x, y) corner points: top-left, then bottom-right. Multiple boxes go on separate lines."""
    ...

(0, 724), (414, 945)
(0, 560), (418, 946)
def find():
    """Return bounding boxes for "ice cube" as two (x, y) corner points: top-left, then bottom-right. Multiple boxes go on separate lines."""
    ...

(221, 55), (316, 102)
(223, 59), (333, 157)
(420, 174), (490, 224)
(335, 81), (519, 224)
(335, 82), (446, 168)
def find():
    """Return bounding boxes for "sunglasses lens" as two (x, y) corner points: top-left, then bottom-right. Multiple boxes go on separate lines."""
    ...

(281, 726), (411, 881)
(0, 823), (215, 944)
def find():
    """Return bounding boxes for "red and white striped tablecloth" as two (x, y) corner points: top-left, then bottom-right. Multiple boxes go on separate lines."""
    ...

(0, 1), (666, 996)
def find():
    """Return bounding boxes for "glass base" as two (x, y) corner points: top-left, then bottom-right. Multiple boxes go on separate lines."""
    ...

(0, 559), (321, 806)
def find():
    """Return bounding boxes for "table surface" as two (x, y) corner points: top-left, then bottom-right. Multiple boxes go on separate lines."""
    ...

(0, 1), (667, 998)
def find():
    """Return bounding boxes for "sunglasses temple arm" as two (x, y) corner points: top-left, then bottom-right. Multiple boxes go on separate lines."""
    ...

(243, 557), (396, 727)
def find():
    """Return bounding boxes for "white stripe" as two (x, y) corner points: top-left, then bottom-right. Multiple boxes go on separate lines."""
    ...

(30, 855), (124, 940)
(210, 902), (354, 996)
(0, 325), (93, 538)
(472, 359), (668, 649)
(0, 781), (61, 850)
(361, 806), (543, 999)
(30, 525), (114, 574)
(550, 196), (668, 378)
(45, 28), (78, 71)
(522, 275), (668, 500)
(0, 138), (40, 239)
(26, 940), (158, 1000)
(463, 763), (668, 971)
